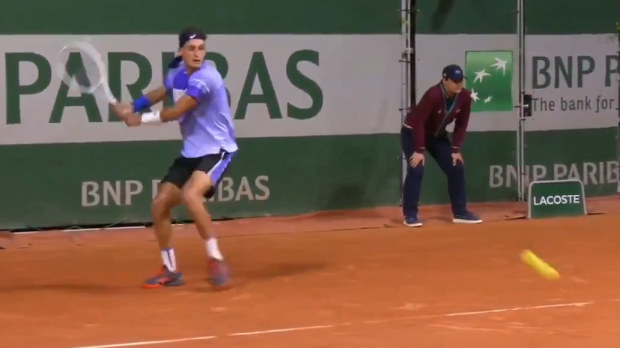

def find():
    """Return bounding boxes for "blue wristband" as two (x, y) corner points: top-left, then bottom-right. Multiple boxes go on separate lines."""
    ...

(133, 95), (151, 112)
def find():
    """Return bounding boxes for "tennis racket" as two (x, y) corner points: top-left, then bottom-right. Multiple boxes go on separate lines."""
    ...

(55, 40), (118, 105)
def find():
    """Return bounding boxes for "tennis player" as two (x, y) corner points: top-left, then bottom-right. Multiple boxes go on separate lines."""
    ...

(113, 27), (236, 289)
(401, 64), (482, 227)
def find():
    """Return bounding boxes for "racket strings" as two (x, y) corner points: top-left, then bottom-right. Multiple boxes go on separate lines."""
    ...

(59, 48), (103, 93)
(55, 40), (117, 104)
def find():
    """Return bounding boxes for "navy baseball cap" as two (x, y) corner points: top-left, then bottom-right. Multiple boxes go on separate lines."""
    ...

(442, 64), (466, 83)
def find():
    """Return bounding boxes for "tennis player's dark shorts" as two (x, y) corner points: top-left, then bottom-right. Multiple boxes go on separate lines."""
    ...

(161, 149), (235, 198)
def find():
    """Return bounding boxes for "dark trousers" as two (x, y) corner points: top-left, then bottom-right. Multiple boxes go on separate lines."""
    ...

(400, 126), (467, 217)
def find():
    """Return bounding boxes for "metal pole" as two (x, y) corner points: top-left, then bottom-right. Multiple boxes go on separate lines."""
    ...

(399, 0), (413, 193)
(396, 0), (411, 196)
(410, 0), (416, 106)
(399, 0), (411, 126)
(616, 19), (620, 194)
(516, 0), (527, 201)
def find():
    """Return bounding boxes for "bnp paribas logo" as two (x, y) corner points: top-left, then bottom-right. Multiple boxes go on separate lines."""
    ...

(464, 51), (514, 112)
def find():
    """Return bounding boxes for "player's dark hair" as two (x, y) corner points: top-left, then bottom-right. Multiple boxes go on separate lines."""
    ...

(168, 26), (208, 69)
(178, 26), (207, 48)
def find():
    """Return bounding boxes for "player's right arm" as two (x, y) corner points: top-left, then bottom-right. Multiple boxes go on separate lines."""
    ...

(142, 87), (169, 105)
(112, 66), (177, 118)
(131, 86), (168, 111)
(111, 87), (168, 119)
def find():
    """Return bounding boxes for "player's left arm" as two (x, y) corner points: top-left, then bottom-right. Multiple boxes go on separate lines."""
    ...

(158, 96), (198, 122)
(131, 95), (198, 125)
(132, 72), (213, 126)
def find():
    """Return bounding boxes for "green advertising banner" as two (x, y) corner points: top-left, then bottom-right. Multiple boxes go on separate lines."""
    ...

(0, 0), (403, 230)
(413, 0), (619, 206)
(0, 0), (618, 230)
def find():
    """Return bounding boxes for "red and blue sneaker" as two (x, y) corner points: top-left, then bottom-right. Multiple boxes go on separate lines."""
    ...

(207, 257), (231, 290)
(142, 265), (185, 289)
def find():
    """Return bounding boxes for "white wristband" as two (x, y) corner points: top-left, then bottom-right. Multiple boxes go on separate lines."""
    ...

(141, 111), (162, 125)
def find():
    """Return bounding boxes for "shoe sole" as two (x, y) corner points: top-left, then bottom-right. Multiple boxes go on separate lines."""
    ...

(403, 221), (423, 227)
(211, 282), (232, 291)
(452, 218), (483, 224)
(142, 277), (185, 289)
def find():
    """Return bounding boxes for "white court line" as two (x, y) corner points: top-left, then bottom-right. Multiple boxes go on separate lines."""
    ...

(71, 336), (216, 348)
(229, 324), (339, 336)
(70, 300), (596, 348)
(364, 301), (594, 324)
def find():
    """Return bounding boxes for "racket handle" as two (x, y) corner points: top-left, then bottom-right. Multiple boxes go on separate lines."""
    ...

(103, 85), (118, 104)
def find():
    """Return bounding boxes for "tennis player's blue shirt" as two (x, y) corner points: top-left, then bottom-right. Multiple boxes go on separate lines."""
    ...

(164, 61), (238, 158)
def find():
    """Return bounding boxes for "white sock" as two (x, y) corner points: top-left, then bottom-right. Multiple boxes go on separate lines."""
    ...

(206, 238), (224, 261)
(160, 248), (177, 272)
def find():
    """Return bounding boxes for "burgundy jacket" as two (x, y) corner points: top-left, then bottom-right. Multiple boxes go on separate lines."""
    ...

(403, 83), (472, 153)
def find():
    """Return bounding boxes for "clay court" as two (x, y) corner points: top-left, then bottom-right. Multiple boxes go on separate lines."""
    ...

(1, 197), (619, 348)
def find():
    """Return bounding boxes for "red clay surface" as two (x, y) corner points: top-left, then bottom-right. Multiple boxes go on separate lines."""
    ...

(1, 196), (619, 348)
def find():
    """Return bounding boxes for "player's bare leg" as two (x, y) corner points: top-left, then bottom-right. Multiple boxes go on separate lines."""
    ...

(183, 171), (223, 258)
(151, 182), (183, 249)
(142, 182), (184, 289)
(183, 171), (230, 288)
